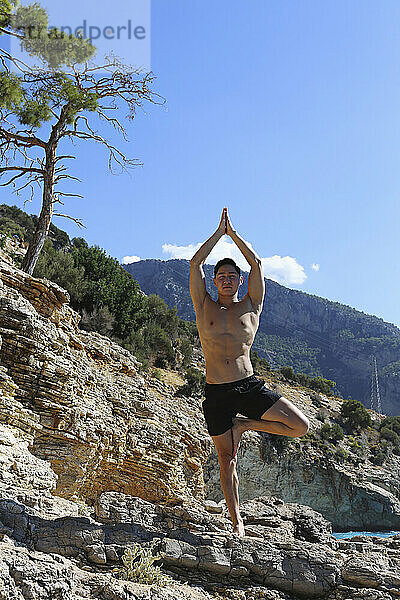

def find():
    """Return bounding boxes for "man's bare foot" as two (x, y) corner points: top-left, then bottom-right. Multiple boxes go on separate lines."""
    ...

(233, 520), (245, 538)
(231, 417), (246, 457)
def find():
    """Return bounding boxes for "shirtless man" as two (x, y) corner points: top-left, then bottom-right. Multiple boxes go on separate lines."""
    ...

(189, 208), (310, 537)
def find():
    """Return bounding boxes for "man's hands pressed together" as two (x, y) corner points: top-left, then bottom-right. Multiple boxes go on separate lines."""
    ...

(225, 208), (236, 237)
(191, 206), (261, 271)
(218, 207), (236, 238)
(218, 207), (227, 236)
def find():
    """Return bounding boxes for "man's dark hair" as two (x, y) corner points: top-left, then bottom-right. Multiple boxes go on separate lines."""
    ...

(214, 258), (241, 278)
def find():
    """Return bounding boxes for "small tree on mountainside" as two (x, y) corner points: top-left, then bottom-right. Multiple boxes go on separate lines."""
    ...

(279, 366), (296, 381)
(0, 1), (162, 275)
(33, 237), (87, 302)
(379, 416), (400, 455)
(340, 399), (372, 431)
(80, 305), (115, 337)
(320, 423), (344, 443)
(250, 349), (270, 374)
(177, 367), (205, 397)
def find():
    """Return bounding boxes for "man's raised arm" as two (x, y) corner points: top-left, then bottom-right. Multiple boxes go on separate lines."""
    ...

(191, 229), (223, 265)
(189, 209), (226, 310)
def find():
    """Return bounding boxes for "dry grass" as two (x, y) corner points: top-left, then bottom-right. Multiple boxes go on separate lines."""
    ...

(156, 369), (185, 388)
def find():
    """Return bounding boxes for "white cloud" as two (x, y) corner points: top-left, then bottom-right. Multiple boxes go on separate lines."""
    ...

(162, 238), (253, 272)
(162, 238), (307, 286)
(162, 243), (201, 260)
(122, 255), (141, 265)
(261, 255), (306, 285)
(311, 263), (320, 272)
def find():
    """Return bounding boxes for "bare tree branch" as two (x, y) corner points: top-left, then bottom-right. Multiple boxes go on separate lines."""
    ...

(0, 170), (33, 186)
(0, 47), (41, 75)
(54, 155), (76, 162)
(0, 166), (45, 174)
(0, 26), (24, 40)
(0, 126), (46, 148)
(53, 213), (86, 228)
(53, 191), (84, 198)
(54, 174), (81, 184)
(61, 127), (141, 172)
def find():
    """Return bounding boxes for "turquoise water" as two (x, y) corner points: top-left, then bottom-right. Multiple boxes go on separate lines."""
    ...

(332, 530), (400, 539)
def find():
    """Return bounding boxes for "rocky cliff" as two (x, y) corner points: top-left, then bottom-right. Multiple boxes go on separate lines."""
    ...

(124, 258), (400, 415)
(0, 245), (399, 599)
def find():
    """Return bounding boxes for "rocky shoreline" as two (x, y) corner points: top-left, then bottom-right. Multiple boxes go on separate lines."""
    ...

(1, 486), (400, 599)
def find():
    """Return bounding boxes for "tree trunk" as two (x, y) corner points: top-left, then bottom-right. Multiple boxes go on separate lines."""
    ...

(21, 146), (56, 275)
(21, 106), (69, 275)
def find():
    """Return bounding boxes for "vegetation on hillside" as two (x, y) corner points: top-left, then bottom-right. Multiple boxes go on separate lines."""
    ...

(379, 416), (400, 456)
(1, 205), (321, 384)
(300, 398), (399, 467)
(254, 331), (323, 375)
(340, 399), (372, 431)
(278, 365), (336, 396)
(0, 205), (198, 372)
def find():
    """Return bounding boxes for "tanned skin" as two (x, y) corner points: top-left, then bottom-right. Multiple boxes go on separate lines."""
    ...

(190, 208), (310, 537)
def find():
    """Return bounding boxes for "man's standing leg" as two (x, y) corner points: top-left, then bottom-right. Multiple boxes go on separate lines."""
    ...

(211, 429), (245, 537)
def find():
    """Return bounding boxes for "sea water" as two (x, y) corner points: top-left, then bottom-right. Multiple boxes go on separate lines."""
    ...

(332, 530), (400, 539)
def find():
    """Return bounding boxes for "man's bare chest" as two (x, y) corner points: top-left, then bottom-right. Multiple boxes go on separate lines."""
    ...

(197, 296), (259, 341)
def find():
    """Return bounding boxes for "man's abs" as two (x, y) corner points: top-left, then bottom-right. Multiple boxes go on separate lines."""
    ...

(203, 349), (254, 384)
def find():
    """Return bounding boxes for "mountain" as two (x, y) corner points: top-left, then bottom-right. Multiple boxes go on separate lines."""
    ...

(123, 259), (400, 416)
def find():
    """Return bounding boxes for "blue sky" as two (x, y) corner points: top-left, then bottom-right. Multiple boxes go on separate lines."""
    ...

(1, 1), (400, 327)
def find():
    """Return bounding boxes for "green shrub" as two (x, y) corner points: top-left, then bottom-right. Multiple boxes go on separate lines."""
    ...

(379, 416), (400, 436)
(79, 305), (115, 336)
(340, 399), (372, 431)
(179, 338), (193, 367)
(279, 366), (296, 381)
(378, 417), (400, 455)
(113, 542), (174, 587)
(176, 367), (205, 397)
(278, 366), (336, 395)
(137, 358), (150, 373)
(370, 451), (386, 465)
(320, 423), (344, 442)
(151, 368), (162, 381)
(316, 408), (328, 422)
(0, 222), (26, 247)
(370, 441), (389, 465)
(335, 447), (348, 461)
(308, 375), (336, 395)
(260, 433), (292, 462)
(33, 238), (88, 303)
(70, 241), (147, 338)
(251, 349), (270, 374)
(380, 427), (400, 455)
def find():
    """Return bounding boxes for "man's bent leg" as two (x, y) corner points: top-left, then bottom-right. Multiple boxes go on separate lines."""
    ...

(211, 429), (245, 537)
(232, 397), (310, 456)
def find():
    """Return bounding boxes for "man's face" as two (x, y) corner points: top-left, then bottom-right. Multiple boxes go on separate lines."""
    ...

(213, 266), (242, 295)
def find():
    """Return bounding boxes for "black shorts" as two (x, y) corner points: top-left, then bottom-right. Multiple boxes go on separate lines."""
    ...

(202, 374), (282, 437)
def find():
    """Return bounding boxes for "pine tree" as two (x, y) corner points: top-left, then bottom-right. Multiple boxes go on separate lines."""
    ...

(0, 1), (162, 274)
